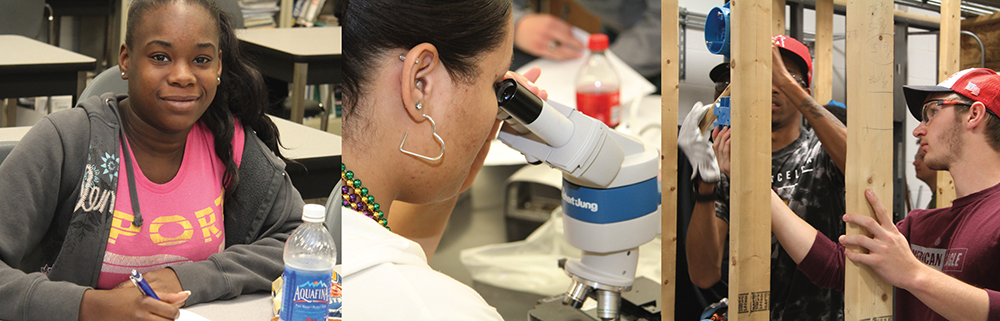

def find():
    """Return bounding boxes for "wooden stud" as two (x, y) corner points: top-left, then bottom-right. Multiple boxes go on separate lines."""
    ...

(729, 0), (772, 319)
(814, 0), (834, 104)
(773, 0), (786, 36)
(936, 172), (957, 209)
(832, 0), (941, 25)
(962, 12), (1000, 28)
(844, 0), (894, 319)
(936, 0), (960, 208)
(661, 0), (678, 318)
(893, 9), (942, 25)
(939, 0), (961, 81)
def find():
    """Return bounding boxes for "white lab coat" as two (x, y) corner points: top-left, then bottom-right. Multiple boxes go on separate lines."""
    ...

(341, 207), (504, 320)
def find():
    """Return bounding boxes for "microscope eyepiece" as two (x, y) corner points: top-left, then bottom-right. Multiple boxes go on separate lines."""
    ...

(496, 79), (518, 104)
(495, 78), (543, 124)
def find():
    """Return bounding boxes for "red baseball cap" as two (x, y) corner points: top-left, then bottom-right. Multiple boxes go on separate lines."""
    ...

(772, 35), (812, 87)
(903, 68), (1000, 121)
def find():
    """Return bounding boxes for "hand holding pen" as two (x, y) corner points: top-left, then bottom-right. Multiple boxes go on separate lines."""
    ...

(79, 271), (192, 321)
(131, 269), (162, 300)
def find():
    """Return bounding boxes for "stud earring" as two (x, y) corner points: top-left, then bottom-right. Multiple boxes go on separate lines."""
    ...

(416, 102), (423, 111)
(398, 55), (418, 64)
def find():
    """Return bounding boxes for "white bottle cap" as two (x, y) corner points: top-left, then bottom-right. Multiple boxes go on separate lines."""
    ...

(302, 204), (326, 223)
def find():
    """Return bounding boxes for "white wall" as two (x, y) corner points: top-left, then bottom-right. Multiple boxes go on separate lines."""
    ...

(674, 3), (942, 212)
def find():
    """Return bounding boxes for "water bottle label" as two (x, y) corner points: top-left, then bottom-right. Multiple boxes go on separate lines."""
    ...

(280, 267), (333, 321)
(576, 91), (620, 128)
(329, 271), (342, 320)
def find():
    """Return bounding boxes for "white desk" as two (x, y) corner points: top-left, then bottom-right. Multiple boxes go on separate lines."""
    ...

(237, 27), (342, 127)
(269, 115), (342, 199)
(0, 126), (31, 141)
(184, 293), (274, 321)
(0, 35), (96, 127)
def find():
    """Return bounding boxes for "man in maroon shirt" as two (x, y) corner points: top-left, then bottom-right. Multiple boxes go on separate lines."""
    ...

(771, 68), (1000, 320)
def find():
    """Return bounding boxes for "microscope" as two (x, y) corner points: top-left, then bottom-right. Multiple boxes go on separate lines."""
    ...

(494, 79), (661, 321)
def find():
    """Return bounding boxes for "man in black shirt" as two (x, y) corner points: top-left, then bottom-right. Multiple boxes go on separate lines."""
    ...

(682, 35), (848, 321)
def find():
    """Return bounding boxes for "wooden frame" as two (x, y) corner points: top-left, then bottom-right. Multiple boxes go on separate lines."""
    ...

(843, 0), (894, 319)
(661, 0), (679, 318)
(729, 0), (773, 320)
(814, 0), (834, 104)
(662, 0), (966, 318)
(936, 0), (960, 208)
(774, 0), (786, 36)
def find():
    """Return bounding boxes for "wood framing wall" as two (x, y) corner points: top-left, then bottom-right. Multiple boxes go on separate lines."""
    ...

(961, 13), (1000, 71)
(814, 0), (834, 104)
(937, 0), (961, 208)
(661, 0), (678, 318)
(729, 0), (772, 319)
(667, 0), (971, 319)
(844, 0), (894, 319)
(774, 0), (786, 36)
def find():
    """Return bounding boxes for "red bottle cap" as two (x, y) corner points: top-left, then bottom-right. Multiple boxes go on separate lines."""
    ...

(588, 34), (609, 51)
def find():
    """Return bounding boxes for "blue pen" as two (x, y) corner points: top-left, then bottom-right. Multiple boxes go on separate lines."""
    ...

(129, 269), (161, 300)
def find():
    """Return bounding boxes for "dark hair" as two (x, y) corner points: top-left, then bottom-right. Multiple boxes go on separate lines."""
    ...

(948, 94), (1000, 152)
(341, 0), (512, 140)
(125, 0), (286, 202)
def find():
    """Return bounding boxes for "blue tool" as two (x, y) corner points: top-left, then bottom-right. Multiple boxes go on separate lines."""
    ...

(705, 2), (732, 58)
(712, 96), (732, 129)
(129, 269), (161, 300)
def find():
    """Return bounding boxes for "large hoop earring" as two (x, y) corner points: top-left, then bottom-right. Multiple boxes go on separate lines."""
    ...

(399, 114), (445, 161)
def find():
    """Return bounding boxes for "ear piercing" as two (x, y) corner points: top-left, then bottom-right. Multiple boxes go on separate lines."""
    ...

(399, 55), (418, 64)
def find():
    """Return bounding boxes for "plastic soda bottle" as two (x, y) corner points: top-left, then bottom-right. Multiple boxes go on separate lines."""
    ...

(280, 204), (338, 321)
(576, 33), (621, 128)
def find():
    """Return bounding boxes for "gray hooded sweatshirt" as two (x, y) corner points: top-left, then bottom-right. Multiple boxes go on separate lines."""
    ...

(0, 93), (304, 321)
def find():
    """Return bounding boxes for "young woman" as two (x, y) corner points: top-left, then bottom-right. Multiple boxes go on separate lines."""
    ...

(0, 1), (304, 320)
(340, 0), (547, 319)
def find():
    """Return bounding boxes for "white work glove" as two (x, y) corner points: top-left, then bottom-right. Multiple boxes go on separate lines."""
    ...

(678, 101), (721, 183)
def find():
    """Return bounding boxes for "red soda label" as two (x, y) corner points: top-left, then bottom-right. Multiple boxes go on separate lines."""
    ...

(576, 91), (620, 128)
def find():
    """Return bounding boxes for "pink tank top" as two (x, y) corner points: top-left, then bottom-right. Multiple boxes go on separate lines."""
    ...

(96, 121), (245, 289)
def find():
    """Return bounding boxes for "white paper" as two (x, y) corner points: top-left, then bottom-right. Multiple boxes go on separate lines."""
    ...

(177, 309), (213, 321)
(514, 28), (656, 110)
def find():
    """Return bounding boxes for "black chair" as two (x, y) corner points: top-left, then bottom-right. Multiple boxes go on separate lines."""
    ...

(79, 65), (127, 100)
(0, 0), (54, 43)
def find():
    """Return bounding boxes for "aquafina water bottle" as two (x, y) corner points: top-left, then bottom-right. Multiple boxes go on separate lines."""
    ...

(280, 204), (337, 321)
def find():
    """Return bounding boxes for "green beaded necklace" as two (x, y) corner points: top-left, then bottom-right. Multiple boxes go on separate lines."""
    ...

(341, 163), (389, 230)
